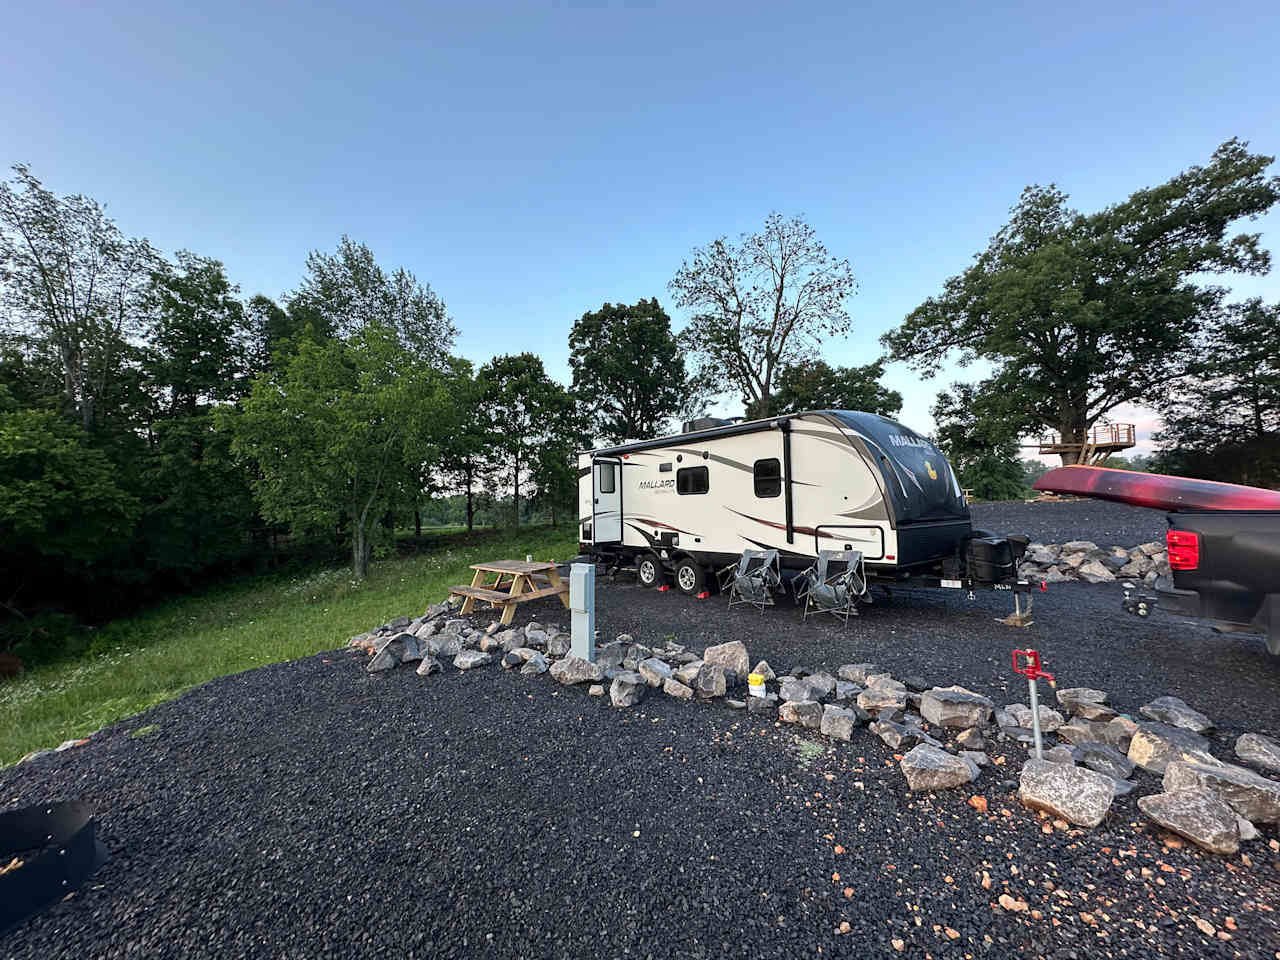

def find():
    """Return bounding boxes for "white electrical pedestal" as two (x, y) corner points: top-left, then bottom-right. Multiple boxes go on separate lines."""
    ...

(570, 562), (596, 662)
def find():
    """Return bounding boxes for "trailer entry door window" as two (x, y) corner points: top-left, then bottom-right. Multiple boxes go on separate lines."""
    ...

(753, 458), (781, 498)
(676, 466), (709, 495)
(598, 462), (616, 493)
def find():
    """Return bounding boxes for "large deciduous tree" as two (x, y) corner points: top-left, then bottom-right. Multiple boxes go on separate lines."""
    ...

(230, 324), (455, 578)
(669, 213), (856, 418)
(0, 164), (159, 431)
(288, 236), (454, 362)
(931, 383), (1029, 501)
(882, 139), (1280, 464)
(770, 358), (902, 418)
(568, 298), (693, 443)
(478, 353), (573, 527)
(1154, 298), (1280, 486)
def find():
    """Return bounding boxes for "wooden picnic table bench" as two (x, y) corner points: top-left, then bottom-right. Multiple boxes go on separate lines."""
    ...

(449, 560), (570, 625)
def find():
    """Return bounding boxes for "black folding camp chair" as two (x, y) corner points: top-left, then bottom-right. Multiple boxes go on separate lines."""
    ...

(795, 549), (869, 624)
(718, 549), (783, 613)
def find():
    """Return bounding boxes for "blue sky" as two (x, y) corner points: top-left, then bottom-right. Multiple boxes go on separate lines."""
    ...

(4, 1), (1278, 452)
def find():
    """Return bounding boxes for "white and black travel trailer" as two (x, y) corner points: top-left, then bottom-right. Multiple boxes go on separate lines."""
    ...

(578, 410), (1034, 612)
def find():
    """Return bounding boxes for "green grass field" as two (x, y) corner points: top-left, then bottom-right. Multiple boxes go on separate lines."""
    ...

(0, 525), (578, 767)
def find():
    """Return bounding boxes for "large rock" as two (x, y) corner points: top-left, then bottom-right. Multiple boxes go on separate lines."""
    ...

(838, 663), (884, 683)
(871, 720), (921, 751)
(550, 655), (607, 685)
(520, 652), (549, 675)
(857, 680), (907, 714)
(833, 680), (861, 701)
(595, 642), (627, 671)
(415, 655), (442, 676)
(1127, 722), (1216, 774)
(414, 619), (440, 639)
(693, 663), (727, 699)
(1137, 789), (1240, 855)
(609, 671), (647, 707)
(921, 686), (994, 729)
(546, 633), (571, 657)
(1025, 543), (1059, 565)
(806, 672), (838, 700)
(1236, 733), (1280, 775)
(1076, 560), (1116, 583)
(425, 633), (463, 658)
(367, 634), (406, 671)
(1072, 741), (1135, 780)
(820, 705), (859, 741)
(1005, 703), (1064, 733)
(702, 640), (750, 678)
(1062, 540), (1098, 553)
(747, 695), (778, 717)
(752, 660), (776, 681)
(1057, 718), (1133, 751)
(1018, 758), (1114, 827)
(1163, 760), (1280, 824)
(638, 657), (673, 688)
(779, 677), (821, 702)
(779, 700), (823, 729)
(663, 677), (695, 700)
(1140, 696), (1214, 734)
(453, 649), (494, 670)
(674, 661), (704, 686)
(899, 744), (978, 792)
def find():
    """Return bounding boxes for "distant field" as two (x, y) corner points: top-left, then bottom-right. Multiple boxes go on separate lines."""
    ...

(0, 525), (578, 767)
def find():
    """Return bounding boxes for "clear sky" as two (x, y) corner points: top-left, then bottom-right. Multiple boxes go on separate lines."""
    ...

(4, 0), (1278, 453)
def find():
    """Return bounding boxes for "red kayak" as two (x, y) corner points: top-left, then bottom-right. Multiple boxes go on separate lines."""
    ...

(1033, 465), (1280, 512)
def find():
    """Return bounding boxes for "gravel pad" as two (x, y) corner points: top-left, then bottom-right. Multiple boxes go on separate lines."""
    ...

(970, 498), (1167, 547)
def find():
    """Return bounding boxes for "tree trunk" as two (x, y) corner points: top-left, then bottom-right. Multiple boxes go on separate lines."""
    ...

(352, 526), (369, 579)
(465, 462), (474, 532)
(513, 450), (521, 528)
(414, 509), (422, 537)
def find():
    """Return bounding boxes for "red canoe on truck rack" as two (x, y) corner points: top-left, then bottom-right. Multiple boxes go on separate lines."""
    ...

(1034, 465), (1280, 512)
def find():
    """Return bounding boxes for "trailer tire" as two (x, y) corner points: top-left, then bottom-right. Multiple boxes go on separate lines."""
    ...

(673, 558), (706, 596)
(636, 554), (664, 588)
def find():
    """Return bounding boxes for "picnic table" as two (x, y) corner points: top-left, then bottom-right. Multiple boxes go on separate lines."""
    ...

(449, 560), (570, 626)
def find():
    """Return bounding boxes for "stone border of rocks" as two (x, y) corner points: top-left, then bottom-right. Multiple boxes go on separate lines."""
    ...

(350, 601), (1279, 857)
(1019, 539), (1170, 586)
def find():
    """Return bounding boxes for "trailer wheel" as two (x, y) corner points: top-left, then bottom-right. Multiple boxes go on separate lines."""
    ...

(673, 558), (706, 596)
(637, 554), (664, 588)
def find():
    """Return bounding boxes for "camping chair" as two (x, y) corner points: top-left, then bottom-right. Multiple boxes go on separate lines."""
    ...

(795, 550), (869, 625)
(718, 549), (783, 613)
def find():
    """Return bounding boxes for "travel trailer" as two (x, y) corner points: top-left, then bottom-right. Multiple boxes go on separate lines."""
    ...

(577, 410), (1031, 603)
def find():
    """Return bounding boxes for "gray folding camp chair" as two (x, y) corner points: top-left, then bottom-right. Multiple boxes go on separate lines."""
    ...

(718, 549), (783, 613)
(795, 549), (869, 624)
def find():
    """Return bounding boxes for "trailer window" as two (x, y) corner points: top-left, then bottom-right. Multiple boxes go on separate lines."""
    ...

(753, 458), (781, 498)
(598, 463), (616, 494)
(676, 466), (709, 495)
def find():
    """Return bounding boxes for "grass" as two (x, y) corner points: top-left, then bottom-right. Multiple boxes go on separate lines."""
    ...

(0, 525), (578, 767)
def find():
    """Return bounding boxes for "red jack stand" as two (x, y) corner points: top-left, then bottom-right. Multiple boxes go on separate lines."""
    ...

(1012, 649), (1055, 760)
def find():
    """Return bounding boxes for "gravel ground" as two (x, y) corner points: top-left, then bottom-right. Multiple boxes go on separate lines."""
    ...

(970, 499), (1167, 548)
(3, 502), (1278, 959)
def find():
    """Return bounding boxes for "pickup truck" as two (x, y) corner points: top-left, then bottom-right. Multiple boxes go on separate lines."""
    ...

(1034, 466), (1280, 656)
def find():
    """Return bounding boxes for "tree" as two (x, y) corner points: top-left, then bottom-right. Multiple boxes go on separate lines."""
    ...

(0, 164), (159, 432)
(931, 383), (1029, 501)
(436, 358), (493, 532)
(568, 298), (692, 442)
(143, 252), (249, 415)
(882, 140), (1280, 463)
(770, 358), (902, 417)
(1154, 298), (1280, 486)
(230, 324), (455, 578)
(478, 353), (572, 527)
(288, 236), (454, 361)
(669, 213), (856, 418)
(0, 409), (139, 618)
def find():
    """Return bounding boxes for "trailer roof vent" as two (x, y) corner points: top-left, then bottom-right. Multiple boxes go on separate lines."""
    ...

(682, 417), (734, 434)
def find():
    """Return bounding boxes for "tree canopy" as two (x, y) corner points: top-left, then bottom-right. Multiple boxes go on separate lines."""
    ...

(882, 140), (1280, 462)
(770, 359), (901, 418)
(669, 213), (856, 418)
(568, 298), (691, 443)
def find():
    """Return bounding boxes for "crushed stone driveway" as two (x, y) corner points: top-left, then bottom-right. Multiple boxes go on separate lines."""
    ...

(3, 497), (1278, 958)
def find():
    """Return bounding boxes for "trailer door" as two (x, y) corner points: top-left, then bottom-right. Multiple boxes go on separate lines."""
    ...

(592, 457), (622, 544)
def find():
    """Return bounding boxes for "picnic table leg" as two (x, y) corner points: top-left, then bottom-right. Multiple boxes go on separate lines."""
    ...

(546, 566), (571, 608)
(460, 567), (484, 615)
(499, 574), (527, 626)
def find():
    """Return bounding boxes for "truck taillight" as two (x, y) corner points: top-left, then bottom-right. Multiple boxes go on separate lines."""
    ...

(1167, 530), (1200, 571)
